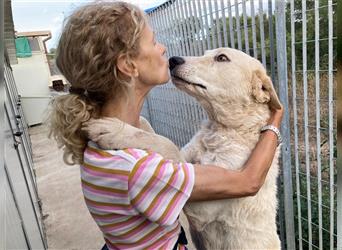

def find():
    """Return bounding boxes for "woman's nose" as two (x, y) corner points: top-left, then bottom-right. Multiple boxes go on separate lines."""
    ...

(169, 56), (185, 71)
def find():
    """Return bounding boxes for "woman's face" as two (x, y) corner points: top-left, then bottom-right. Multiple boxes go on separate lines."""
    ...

(133, 24), (170, 88)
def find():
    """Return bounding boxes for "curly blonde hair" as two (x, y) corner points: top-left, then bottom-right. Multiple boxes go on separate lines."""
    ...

(48, 1), (147, 165)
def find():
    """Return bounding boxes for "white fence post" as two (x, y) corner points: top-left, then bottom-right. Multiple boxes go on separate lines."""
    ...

(275, 1), (296, 249)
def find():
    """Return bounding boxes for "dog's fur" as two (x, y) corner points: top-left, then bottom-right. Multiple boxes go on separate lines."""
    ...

(171, 48), (281, 249)
(82, 48), (282, 250)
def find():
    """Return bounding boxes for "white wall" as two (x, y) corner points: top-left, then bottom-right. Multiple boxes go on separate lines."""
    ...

(12, 53), (51, 126)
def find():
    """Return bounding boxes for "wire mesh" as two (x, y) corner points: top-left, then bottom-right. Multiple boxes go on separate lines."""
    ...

(144, 1), (338, 249)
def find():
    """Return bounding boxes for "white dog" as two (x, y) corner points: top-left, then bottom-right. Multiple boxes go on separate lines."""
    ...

(83, 48), (282, 250)
(170, 48), (282, 250)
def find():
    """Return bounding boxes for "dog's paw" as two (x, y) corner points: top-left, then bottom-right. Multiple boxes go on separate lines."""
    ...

(93, 134), (119, 149)
(82, 118), (122, 142)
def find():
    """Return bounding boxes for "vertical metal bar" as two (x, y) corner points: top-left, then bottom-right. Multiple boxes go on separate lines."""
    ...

(181, 0), (193, 56)
(171, 2), (181, 55)
(202, 0), (212, 50)
(338, 143), (342, 250)
(167, 2), (181, 56)
(175, 0), (187, 56)
(196, 0), (207, 52)
(0, 47), (4, 250)
(242, 0), (249, 54)
(169, 3), (181, 56)
(277, 169), (286, 250)
(157, 8), (165, 47)
(268, 0), (276, 84)
(183, 0), (195, 56)
(214, 0), (222, 48)
(327, 1), (334, 249)
(149, 11), (157, 43)
(179, 0), (191, 56)
(250, 0), (258, 58)
(200, 0), (207, 50)
(160, 5), (173, 57)
(259, 0), (266, 67)
(154, 9), (164, 51)
(167, 3), (177, 57)
(302, 0), (313, 249)
(234, 0), (242, 50)
(166, 4), (176, 57)
(220, 0), (228, 47)
(274, 3), (285, 247)
(290, 0), (302, 249)
(149, 11), (156, 33)
(208, 0), (217, 48)
(275, 1), (296, 249)
(314, 0), (323, 249)
(227, 0), (235, 48)
(191, 0), (203, 55)
(187, 0), (199, 56)
(172, 1), (184, 55)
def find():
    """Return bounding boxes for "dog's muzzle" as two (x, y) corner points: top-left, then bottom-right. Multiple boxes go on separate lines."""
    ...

(169, 56), (185, 71)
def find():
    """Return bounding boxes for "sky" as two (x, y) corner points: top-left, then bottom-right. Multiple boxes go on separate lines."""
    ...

(11, 0), (167, 50)
(11, 0), (273, 51)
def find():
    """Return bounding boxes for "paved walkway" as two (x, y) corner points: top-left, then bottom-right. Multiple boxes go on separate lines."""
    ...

(30, 124), (104, 250)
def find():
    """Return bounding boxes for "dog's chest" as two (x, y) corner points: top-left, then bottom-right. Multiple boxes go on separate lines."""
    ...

(199, 129), (256, 171)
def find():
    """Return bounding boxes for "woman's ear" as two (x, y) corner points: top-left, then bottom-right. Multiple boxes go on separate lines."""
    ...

(117, 54), (138, 78)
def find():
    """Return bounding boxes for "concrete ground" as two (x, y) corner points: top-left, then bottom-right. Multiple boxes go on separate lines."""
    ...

(30, 124), (104, 250)
(30, 124), (195, 250)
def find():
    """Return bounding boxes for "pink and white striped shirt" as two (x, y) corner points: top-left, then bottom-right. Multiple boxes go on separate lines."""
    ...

(81, 141), (195, 249)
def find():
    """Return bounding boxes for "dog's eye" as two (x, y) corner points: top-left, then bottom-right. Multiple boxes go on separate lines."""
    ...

(216, 54), (230, 62)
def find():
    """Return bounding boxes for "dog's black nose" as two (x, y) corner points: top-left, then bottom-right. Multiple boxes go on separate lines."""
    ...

(169, 56), (185, 71)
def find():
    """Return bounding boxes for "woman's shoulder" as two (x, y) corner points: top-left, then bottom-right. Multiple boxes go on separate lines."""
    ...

(84, 140), (157, 164)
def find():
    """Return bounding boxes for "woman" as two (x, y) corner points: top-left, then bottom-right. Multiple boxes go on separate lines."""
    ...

(49, 2), (283, 249)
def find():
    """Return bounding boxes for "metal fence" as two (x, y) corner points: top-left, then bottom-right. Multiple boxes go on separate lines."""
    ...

(142, 0), (339, 249)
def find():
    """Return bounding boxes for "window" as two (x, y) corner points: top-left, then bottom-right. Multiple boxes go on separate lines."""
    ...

(28, 37), (41, 52)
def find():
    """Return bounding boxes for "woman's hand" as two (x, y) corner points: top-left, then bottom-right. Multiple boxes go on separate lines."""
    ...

(267, 104), (284, 128)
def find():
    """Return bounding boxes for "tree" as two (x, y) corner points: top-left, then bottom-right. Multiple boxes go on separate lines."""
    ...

(49, 48), (56, 54)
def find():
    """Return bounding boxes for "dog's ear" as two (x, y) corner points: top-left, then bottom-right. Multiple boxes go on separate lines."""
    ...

(251, 70), (281, 109)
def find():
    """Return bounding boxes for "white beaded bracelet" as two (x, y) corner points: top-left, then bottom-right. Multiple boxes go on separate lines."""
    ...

(260, 125), (282, 145)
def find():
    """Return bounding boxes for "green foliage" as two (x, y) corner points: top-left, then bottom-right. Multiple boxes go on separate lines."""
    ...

(179, 0), (337, 72)
(285, 0), (337, 71)
(210, 13), (276, 69)
(46, 48), (56, 60)
(49, 48), (56, 54)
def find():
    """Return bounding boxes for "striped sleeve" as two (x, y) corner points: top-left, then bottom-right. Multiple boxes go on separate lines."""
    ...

(128, 151), (195, 226)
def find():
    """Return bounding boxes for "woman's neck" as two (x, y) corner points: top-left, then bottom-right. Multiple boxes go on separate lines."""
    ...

(100, 83), (151, 128)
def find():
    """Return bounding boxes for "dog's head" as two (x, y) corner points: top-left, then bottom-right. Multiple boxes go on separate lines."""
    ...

(169, 48), (281, 118)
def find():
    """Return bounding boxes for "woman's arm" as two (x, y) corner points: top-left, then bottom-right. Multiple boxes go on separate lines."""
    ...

(189, 106), (283, 202)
